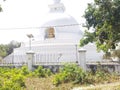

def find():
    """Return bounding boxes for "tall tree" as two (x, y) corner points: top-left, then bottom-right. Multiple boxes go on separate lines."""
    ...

(80, 0), (120, 52)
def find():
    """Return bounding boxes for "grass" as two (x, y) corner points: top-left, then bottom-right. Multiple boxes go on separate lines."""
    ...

(73, 82), (120, 90)
(25, 76), (77, 90)
(25, 76), (120, 90)
(24, 64), (120, 90)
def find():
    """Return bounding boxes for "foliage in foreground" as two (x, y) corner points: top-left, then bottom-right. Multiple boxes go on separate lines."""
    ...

(52, 63), (86, 86)
(0, 64), (119, 89)
(52, 63), (119, 86)
(0, 66), (27, 90)
(0, 66), (52, 90)
(33, 66), (52, 77)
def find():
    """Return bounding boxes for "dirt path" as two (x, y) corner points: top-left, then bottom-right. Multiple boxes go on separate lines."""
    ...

(72, 82), (120, 90)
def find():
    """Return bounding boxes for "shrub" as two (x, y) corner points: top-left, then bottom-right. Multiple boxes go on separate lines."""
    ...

(20, 66), (29, 76)
(34, 66), (52, 78)
(0, 67), (27, 90)
(53, 63), (86, 86)
(85, 64), (111, 84)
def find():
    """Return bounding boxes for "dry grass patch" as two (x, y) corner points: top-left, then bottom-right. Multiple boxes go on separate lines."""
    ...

(25, 77), (120, 90)
(73, 81), (120, 90)
(25, 76), (76, 90)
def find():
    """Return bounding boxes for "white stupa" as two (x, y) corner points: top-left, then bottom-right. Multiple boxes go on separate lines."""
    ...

(4, 0), (104, 64)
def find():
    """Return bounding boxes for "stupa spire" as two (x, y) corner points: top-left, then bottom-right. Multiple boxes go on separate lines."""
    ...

(53, 0), (60, 4)
(48, 0), (65, 13)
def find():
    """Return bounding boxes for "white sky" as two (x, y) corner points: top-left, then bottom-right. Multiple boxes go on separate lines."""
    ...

(0, 0), (93, 44)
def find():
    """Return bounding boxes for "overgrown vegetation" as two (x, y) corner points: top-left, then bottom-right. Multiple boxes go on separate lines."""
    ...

(52, 64), (86, 86)
(52, 63), (119, 86)
(33, 66), (52, 77)
(0, 66), (27, 89)
(0, 64), (119, 89)
(0, 66), (52, 89)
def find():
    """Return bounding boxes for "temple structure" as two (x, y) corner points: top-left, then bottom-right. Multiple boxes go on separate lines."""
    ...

(4, 0), (104, 65)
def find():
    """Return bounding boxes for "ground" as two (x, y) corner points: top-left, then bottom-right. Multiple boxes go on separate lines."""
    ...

(73, 82), (120, 90)
(25, 76), (120, 90)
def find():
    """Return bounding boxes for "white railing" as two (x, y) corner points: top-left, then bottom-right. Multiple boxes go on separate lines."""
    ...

(3, 44), (79, 66)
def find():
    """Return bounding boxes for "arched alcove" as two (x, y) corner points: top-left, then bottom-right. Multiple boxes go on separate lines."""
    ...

(45, 27), (55, 39)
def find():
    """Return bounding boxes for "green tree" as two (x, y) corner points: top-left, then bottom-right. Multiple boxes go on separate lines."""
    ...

(0, 0), (4, 12)
(80, 0), (120, 52)
(0, 4), (2, 12)
(6, 40), (21, 55)
(0, 45), (7, 57)
(0, 41), (20, 58)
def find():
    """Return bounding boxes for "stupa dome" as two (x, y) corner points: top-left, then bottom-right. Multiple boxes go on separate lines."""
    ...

(38, 0), (83, 43)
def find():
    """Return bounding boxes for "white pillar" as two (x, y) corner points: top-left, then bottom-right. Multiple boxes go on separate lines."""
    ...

(26, 50), (35, 71)
(78, 48), (86, 71)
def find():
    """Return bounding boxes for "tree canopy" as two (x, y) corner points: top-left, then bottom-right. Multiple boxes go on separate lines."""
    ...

(0, 5), (2, 12)
(0, 0), (4, 12)
(80, 0), (120, 52)
(0, 41), (20, 58)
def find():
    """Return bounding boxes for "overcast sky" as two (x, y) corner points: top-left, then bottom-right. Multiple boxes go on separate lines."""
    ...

(0, 0), (93, 44)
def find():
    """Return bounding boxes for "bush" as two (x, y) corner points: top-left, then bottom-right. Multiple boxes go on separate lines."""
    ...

(20, 66), (29, 76)
(0, 67), (27, 90)
(34, 66), (52, 78)
(53, 63), (86, 86)
(85, 64), (111, 84)
(52, 63), (115, 86)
